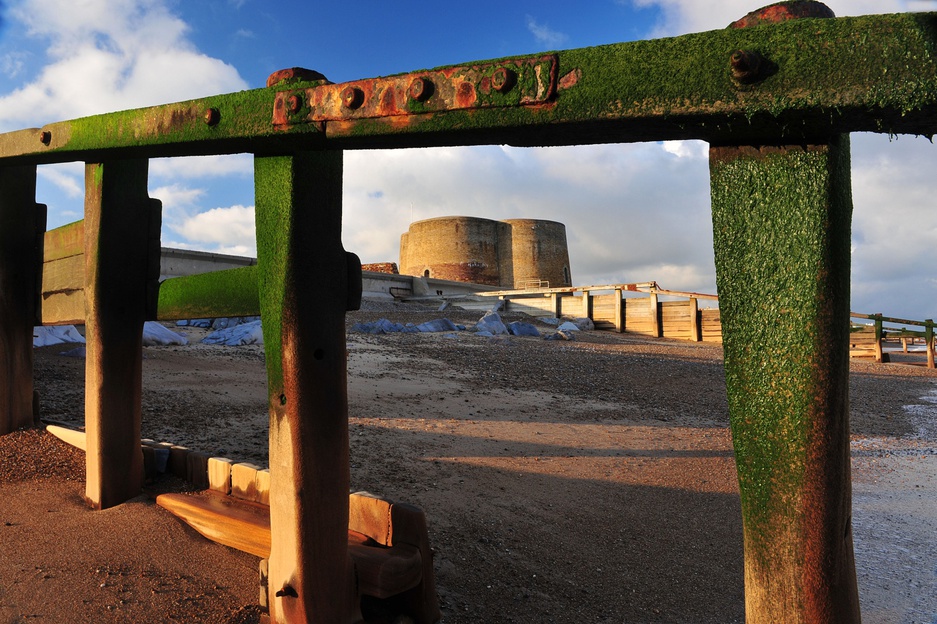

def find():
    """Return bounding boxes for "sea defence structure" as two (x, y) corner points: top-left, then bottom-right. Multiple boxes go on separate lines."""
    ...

(399, 216), (571, 288)
(4, 1), (937, 622)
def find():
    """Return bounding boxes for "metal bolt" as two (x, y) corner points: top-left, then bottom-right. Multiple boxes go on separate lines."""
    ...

(275, 585), (298, 598)
(286, 94), (303, 114)
(39, 131), (51, 145)
(730, 50), (764, 84)
(203, 108), (220, 126)
(340, 86), (364, 110)
(491, 67), (517, 93)
(408, 77), (433, 102)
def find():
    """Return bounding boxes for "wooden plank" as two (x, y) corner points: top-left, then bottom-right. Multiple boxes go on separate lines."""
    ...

(41, 254), (84, 295)
(40, 290), (85, 325)
(156, 492), (429, 602)
(157, 491), (271, 558)
(43, 220), (84, 262)
(45, 424), (87, 451)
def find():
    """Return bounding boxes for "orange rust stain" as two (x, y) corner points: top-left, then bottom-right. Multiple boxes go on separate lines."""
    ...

(558, 69), (582, 91)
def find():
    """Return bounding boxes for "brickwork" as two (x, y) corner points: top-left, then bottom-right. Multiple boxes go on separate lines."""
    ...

(399, 216), (571, 287)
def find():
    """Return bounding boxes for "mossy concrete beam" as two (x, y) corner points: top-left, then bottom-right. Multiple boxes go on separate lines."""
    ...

(156, 266), (260, 321)
(2, 13), (937, 164)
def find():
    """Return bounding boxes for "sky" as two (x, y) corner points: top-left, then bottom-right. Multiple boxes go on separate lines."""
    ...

(1, 0), (937, 320)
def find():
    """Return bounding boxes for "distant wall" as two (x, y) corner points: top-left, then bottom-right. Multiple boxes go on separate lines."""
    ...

(399, 216), (571, 288)
(160, 247), (256, 281)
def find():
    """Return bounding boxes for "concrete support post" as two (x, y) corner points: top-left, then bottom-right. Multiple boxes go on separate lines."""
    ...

(255, 151), (355, 624)
(710, 138), (860, 623)
(83, 160), (153, 509)
(0, 166), (45, 434)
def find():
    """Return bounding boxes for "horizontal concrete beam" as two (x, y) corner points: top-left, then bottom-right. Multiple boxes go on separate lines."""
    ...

(2, 13), (937, 165)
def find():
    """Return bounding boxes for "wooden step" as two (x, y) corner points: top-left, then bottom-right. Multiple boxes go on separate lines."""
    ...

(156, 491), (424, 600)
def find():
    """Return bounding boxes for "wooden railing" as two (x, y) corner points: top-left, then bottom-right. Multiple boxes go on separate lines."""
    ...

(850, 313), (936, 368)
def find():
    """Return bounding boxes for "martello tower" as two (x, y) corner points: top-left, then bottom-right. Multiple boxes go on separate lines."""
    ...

(399, 216), (571, 288)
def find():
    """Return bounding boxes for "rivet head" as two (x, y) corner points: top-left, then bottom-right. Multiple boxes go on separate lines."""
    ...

(730, 50), (764, 84)
(491, 67), (517, 93)
(39, 131), (51, 145)
(203, 108), (220, 126)
(286, 94), (303, 114)
(408, 77), (433, 102)
(340, 86), (364, 110)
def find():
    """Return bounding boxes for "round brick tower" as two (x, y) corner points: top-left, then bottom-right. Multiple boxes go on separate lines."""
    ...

(399, 216), (511, 286)
(503, 218), (571, 288)
(399, 216), (572, 288)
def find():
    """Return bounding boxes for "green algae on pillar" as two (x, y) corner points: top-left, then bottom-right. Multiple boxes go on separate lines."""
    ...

(254, 151), (356, 623)
(710, 137), (859, 623)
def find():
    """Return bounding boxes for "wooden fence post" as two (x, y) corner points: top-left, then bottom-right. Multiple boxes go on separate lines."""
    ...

(873, 315), (884, 363)
(689, 297), (700, 342)
(926, 319), (934, 369)
(255, 151), (356, 623)
(615, 288), (623, 333)
(648, 292), (660, 338)
(710, 137), (860, 623)
(83, 160), (156, 509)
(0, 166), (45, 434)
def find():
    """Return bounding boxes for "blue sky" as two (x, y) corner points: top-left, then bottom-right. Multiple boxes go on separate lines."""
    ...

(2, 0), (937, 320)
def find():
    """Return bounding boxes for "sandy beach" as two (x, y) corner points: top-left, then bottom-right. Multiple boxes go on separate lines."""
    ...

(2, 301), (935, 623)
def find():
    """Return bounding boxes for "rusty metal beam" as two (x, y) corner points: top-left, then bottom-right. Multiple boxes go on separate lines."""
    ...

(2, 12), (937, 164)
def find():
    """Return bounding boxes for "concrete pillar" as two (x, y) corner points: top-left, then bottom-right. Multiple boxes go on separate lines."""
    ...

(710, 138), (860, 623)
(0, 166), (44, 434)
(255, 151), (356, 623)
(83, 160), (155, 509)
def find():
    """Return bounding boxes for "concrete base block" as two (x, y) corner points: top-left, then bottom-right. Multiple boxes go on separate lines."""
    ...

(231, 462), (266, 503)
(168, 446), (189, 478)
(186, 451), (210, 489)
(208, 457), (233, 495)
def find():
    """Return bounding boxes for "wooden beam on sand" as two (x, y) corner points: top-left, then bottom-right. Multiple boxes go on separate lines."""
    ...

(254, 151), (357, 623)
(82, 160), (160, 510)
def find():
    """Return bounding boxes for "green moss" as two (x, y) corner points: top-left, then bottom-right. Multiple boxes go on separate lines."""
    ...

(710, 138), (853, 566)
(7, 11), (937, 159)
(156, 266), (259, 320)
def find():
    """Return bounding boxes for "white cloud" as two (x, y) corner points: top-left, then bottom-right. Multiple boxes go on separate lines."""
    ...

(0, 0), (247, 130)
(149, 155), (254, 180)
(37, 162), (83, 199)
(633, 0), (907, 36)
(171, 204), (256, 253)
(525, 15), (569, 48)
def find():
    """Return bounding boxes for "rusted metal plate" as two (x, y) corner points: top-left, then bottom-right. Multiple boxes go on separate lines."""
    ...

(273, 55), (558, 127)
